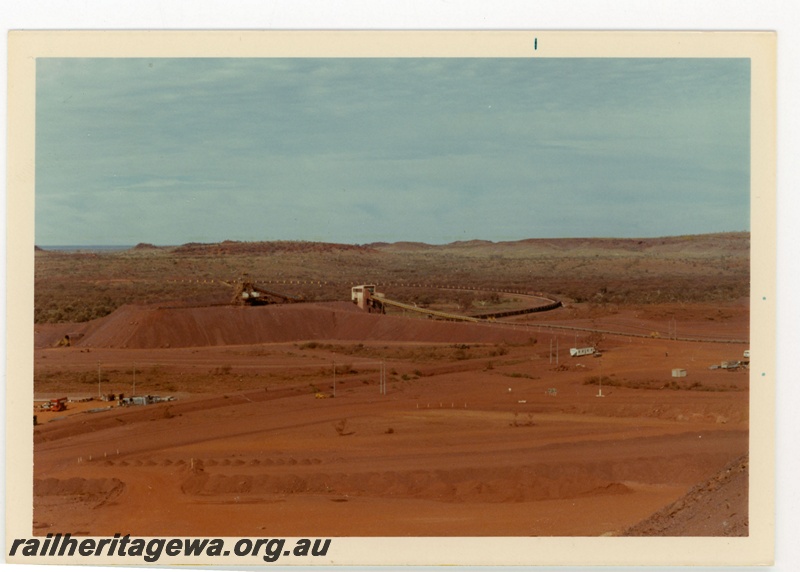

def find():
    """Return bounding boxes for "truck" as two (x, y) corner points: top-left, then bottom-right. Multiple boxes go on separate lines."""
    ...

(43, 397), (67, 412)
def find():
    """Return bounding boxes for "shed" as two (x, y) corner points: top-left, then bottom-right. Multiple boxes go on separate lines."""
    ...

(671, 368), (687, 378)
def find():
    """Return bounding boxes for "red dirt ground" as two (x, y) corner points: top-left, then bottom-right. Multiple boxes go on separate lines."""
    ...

(32, 299), (749, 537)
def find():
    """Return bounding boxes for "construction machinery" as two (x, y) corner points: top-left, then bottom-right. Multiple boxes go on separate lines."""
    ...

(41, 397), (67, 412)
(226, 275), (303, 306)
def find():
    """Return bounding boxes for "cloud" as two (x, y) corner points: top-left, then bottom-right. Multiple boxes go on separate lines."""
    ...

(35, 58), (750, 245)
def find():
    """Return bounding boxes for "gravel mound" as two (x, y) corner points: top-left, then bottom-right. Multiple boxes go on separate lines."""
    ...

(623, 454), (748, 536)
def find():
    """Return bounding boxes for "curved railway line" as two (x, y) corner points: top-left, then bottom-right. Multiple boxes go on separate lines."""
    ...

(368, 290), (563, 323)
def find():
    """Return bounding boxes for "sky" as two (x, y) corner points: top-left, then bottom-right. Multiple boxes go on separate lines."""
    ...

(35, 57), (750, 246)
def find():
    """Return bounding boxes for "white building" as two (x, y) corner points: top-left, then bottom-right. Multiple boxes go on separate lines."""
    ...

(570, 347), (595, 357)
(351, 284), (376, 310)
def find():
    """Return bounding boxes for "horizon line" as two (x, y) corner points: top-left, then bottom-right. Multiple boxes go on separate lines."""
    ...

(36, 230), (750, 250)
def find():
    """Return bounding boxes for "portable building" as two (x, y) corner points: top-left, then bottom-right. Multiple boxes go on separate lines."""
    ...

(570, 347), (595, 357)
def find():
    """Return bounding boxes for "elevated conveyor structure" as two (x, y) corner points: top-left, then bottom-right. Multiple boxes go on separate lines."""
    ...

(352, 284), (560, 323)
(371, 294), (481, 323)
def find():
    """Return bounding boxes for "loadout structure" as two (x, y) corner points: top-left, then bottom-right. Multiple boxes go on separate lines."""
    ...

(228, 276), (303, 306)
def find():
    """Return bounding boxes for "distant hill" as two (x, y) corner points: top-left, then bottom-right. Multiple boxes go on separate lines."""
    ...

(34, 231), (750, 324)
(171, 240), (377, 256)
(368, 232), (750, 258)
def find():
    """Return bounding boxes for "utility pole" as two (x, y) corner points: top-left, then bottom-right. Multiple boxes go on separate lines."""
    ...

(597, 358), (604, 397)
(380, 360), (387, 395)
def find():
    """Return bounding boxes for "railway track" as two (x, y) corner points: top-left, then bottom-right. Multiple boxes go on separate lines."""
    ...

(492, 320), (748, 345)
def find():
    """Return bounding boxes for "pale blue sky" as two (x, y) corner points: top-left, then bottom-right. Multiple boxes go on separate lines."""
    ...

(35, 58), (750, 245)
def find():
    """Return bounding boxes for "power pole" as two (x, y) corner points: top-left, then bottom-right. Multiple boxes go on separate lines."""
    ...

(598, 359), (604, 397)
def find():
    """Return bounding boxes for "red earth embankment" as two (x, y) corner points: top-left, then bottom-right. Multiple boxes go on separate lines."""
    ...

(624, 454), (749, 536)
(37, 302), (538, 349)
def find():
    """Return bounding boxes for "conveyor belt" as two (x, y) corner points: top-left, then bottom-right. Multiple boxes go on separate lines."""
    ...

(372, 295), (481, 323)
